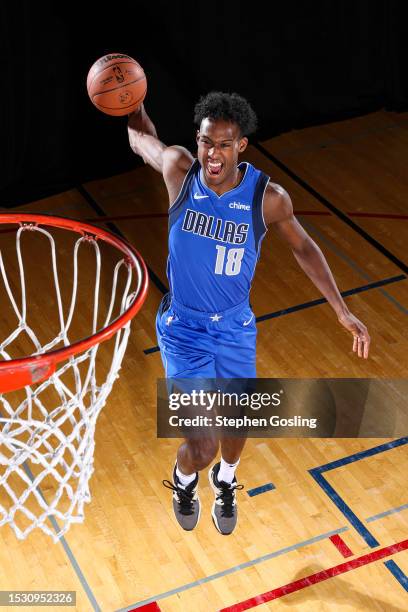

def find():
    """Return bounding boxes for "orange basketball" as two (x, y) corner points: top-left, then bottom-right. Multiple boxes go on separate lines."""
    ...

(87, 53), (147, 116)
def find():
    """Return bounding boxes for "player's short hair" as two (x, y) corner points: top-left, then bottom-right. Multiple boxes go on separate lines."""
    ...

(194, 92), (258, 137)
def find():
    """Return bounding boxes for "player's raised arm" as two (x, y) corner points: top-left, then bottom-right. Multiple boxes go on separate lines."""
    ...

(264, 183), (371, 358)
(127, 104), (194, 177)
(127, 104), (166, 173)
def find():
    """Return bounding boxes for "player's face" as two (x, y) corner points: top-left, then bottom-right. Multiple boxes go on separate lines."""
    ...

(196, 119), (248, 188)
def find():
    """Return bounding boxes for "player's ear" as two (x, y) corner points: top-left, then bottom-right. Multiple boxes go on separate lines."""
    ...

(238, 137), (248, 153)
(196, 130), (200, 145)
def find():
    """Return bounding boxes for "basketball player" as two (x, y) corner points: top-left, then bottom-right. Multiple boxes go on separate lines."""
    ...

(128, 92), (370, 535)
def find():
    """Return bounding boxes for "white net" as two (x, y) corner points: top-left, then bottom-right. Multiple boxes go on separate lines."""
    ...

(0, 222), (143, 541)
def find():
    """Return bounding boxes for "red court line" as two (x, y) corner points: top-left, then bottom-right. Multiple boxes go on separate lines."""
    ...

(1, 211), (406, 228)
(329, 534), (354, 558)
(85, 210), (408, 222)
(129, 602), (161, 611)
(220, 538), (408, 611)
(86, 210), (330, 221)
(294, 210), (331, 216)
(348, 212), (408, 220)
(85, 212), (168, 222)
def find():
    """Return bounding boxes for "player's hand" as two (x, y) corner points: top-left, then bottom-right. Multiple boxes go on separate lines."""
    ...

(338, 311), (370, 358)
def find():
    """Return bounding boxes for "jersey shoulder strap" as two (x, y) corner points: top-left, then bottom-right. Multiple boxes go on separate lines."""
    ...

(251, 171), (269, 250)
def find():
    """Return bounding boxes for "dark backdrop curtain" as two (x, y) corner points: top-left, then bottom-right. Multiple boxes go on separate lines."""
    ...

(1, 0), (407, 207)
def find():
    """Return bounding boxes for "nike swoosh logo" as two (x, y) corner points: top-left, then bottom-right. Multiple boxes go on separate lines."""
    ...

(193, 192), (209, 199)
(243, 314), (254, 326)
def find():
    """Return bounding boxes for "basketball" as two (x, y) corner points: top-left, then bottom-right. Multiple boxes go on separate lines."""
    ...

(86, 53), (147, 116)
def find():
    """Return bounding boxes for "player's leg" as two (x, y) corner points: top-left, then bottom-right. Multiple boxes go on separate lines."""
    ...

(208, 306), (256, 534)
(157, 297), (218, 530)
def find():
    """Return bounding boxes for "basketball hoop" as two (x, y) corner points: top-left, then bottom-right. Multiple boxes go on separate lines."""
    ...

(0, 213), (148, 540)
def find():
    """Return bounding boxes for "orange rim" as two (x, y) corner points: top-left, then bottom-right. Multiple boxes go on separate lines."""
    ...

(0, 213), (149, 393)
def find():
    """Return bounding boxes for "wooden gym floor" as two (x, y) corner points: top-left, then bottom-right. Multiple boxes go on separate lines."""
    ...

(0, 109), (407, 611)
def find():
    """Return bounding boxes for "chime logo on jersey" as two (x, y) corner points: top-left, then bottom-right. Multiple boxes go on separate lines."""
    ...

(181, 209), (249, 245)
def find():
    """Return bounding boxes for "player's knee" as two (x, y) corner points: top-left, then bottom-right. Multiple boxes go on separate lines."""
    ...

(189, 439), (219, 471)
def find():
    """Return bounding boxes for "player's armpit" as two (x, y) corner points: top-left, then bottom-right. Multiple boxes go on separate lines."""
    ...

(163, 146), (194, 205)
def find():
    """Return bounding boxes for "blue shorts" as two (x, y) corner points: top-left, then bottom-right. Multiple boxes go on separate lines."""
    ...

(156, 293), (257, 379)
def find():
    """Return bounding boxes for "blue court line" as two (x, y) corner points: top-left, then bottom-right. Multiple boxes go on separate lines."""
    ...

(144, 346), (160, 355)
(366, 502), (408, 523)
(115, 526), (349, 611)
(247, 483), (275, 497)
(310, 468), (379, 547)
(309, 437), (408, 592)
(256, 274), (406, 323)
(143, 274), (406, 354)
(311, 437), (408, 475)
(384, 560), (408, 590)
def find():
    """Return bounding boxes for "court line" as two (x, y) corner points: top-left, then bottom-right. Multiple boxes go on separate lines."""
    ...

(348, 212), (408, 220)
(256, 274), (406, 322)
(115, 526), (349, 611)
(116, 490), (408, 610)
(254, 142), (408, 275)
(143, 274), (406, 354)
(220, 538), (408, 611)
(76, 184), (168, 295)
(329, 534), (354, 558)
(86, 212), (168, 222)
(301, 219), (408, 315)
(17, 460), (102, 612)
(384, 560), (408, 591)
(86, 210), (408, 222)
(247, 483), (275, 497)
(309, 437), (408, 591)
(131, 603), (161, 612)
(366, 502), (408, 523)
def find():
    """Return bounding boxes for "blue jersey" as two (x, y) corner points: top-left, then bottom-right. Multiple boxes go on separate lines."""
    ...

(167, 160), (269, 313)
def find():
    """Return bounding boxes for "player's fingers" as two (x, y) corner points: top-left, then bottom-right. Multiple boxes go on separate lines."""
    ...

(353, 335), (358, 353)
(363, 333), (370, 359)
(357, 332), (370, 359)
(358, 337), (363, 358)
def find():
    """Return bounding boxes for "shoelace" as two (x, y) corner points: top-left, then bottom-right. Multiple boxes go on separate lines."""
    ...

(217, 483), (244, 518)
(162, 480), (196, 516)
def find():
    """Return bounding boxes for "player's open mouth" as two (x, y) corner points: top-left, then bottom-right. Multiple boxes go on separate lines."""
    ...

(207, 161), (223, 176)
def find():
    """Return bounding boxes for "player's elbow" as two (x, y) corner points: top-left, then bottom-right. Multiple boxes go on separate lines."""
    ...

(163, 146), (186, 165)
(163, 146), (193, 174)
(162, 146), (182, 165)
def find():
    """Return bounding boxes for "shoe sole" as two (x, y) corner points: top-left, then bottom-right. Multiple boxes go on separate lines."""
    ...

(208, 468), (234, 535)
